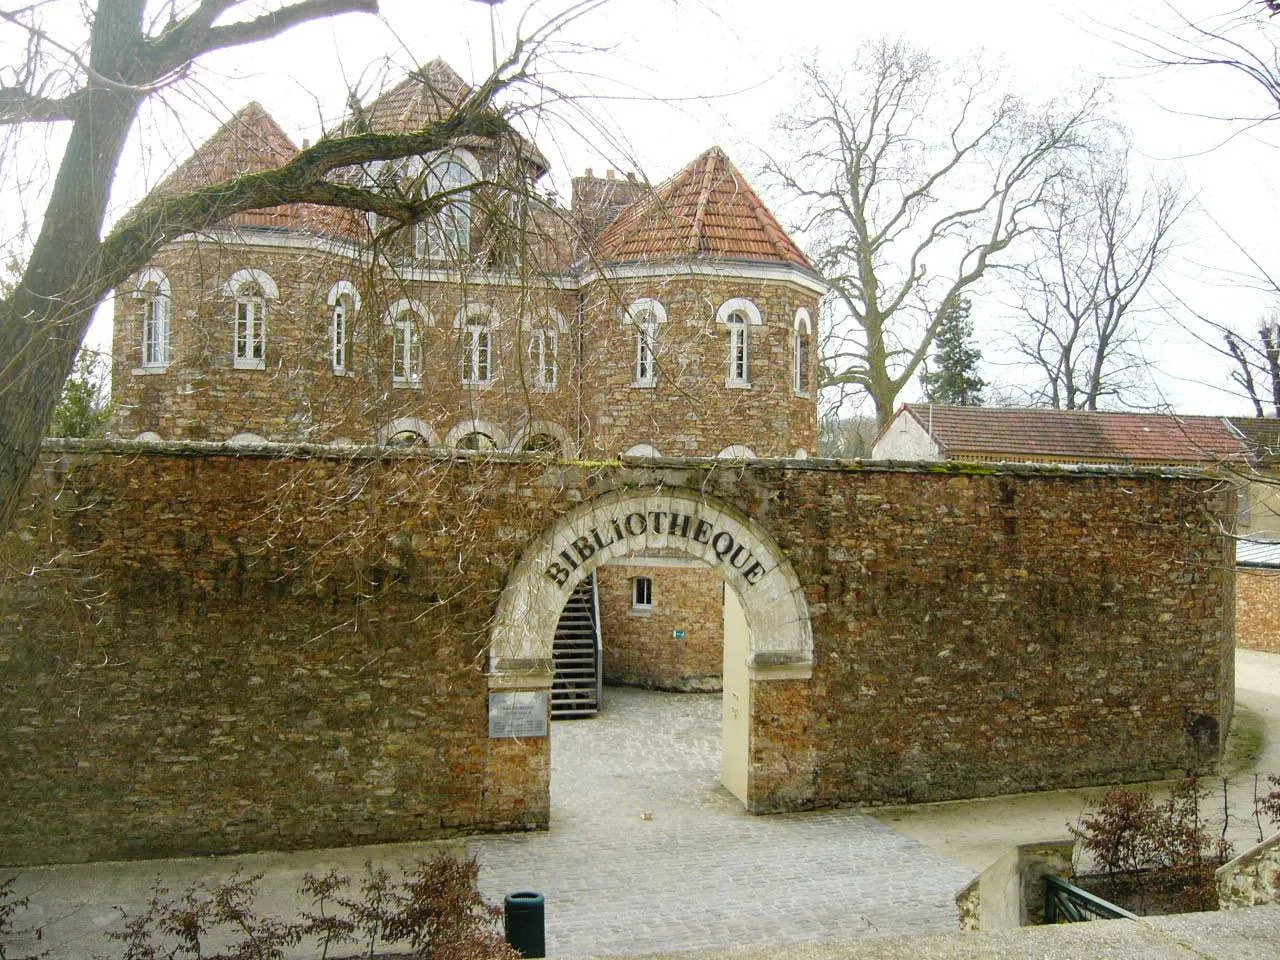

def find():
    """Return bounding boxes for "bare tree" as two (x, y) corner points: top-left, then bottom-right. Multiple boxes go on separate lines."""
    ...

(1224, 317), (1280, 416)
(764, 38), (1099, 428)
(1008, 140), (1185, 410)
(0, 0), (598, 534)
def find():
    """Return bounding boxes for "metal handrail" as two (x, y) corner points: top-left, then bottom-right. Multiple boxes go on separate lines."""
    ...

(1043, 875), (1139, 924)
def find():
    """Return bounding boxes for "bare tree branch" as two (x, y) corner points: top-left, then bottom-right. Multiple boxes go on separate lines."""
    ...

(764, 38), (1099, 427)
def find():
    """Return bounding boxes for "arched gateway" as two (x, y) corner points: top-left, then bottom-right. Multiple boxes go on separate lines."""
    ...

(488, 487), (814, 808)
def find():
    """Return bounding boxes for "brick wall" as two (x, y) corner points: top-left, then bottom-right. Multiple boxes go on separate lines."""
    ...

(1236, 568), (1280, 653)
(0, 446), (1234, 864)
(597, 563), (723, 690)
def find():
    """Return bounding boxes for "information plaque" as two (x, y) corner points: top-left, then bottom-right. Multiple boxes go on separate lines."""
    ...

(488, 691), (550, 739)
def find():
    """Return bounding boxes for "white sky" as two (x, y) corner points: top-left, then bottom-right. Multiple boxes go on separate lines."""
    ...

(64, 0), (1280, 415)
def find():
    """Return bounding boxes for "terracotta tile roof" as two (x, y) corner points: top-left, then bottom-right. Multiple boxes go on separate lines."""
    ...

(592, 147), (814, 271)
(347, 59), (548, 174)
(150, 102), (356, 239)
(1227, 417), (1280, 464)
(900, 404), (1249, 465)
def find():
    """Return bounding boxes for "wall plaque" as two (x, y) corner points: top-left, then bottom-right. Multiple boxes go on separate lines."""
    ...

(488, 691), (550, 739)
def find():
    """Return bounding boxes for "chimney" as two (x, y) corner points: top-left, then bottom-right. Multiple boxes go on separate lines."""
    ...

(570, 165), (649, 240)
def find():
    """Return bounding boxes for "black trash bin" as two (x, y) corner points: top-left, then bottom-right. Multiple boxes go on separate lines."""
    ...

(503, 891), (545, 959)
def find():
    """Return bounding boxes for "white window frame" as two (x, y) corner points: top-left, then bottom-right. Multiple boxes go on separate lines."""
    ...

(134, 268), (172, 369)
(462, 322), (493, 385)
(327, 281), (361, 376)
(632, 575), (654, 611)
(418, 153), (477, 261)
(716, 298), (762, 389)
(793, 307), (812, 396)
(623, 298), (667, 388)
(392, 311), (422, 387)
(531, 327), (558, 389)
(726, 311), (749, 385)
(224, 269), (277, 371)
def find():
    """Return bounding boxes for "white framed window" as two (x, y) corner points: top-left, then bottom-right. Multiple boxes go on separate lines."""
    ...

(392, 311), (422, 387)
(462, 321), (492, 385)
(417, 156), (475, 261)
(623, 298), (666, 388)
(134, 268), (171, 369)
(234, 287), (266, 369)
(327, 281), (360, 375)
(716, 298), (762, 389)
(632, 576), (654, 610)
(793, 307), (812, 396)
(224, 269), (277, 371)
(726, 311), (749, 385)
(531, 327), (558, 389)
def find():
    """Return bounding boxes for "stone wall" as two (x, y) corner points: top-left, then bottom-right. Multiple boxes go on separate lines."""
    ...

(113, 241), (583, 451)
(597, 562), (723, 690)
(578, 275), (818, 459)
(0, 445), (1234, 865)
(1217, 832), (1280, 908)
(1237, 568), (1280, 653)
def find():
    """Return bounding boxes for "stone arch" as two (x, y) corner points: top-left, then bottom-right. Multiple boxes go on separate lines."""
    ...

(444, 419), (508, 450)
(509, 420), (573, 455)
(376, 417), (439, 446)
(488, 487), (812, 679)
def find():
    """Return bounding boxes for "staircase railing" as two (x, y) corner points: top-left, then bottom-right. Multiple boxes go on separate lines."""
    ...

(1043, 875), (1138, 924)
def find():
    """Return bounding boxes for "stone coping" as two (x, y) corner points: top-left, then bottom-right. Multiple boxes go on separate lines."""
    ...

(41, 438), (1219, 480)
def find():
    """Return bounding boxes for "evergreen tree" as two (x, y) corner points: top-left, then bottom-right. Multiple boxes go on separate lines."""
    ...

(921, 297), (985, 405)
(51, 349), (112, 438)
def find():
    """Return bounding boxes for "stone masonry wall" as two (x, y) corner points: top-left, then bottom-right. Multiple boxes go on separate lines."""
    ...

(0, 445), (1234, 864)
(1237, 568), (1280, 653)
(578, 274), (818, 459)
(597, 563), (723, 690)
(1217, 832), (1280, 908)
(113, 241), (582, 452)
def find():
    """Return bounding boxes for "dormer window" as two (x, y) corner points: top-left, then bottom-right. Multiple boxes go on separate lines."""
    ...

(416, 156), (474, 261)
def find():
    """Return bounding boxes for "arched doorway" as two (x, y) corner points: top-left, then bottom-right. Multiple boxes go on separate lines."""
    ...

(488, 487), (813, 809)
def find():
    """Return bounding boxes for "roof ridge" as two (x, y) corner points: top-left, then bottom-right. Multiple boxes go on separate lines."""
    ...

(689, 149), (722, 255)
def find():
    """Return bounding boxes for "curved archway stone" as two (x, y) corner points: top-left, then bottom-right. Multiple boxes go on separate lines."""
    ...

(488, 487), (812, 683)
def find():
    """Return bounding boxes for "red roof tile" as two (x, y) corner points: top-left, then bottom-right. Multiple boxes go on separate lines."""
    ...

(592, 147), (813, 271)
(900, 404), (1249, 465)
(150, 102), (356, 239)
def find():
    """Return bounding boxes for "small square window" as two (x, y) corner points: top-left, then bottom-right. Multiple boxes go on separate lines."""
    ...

(632, 576), (653, 610)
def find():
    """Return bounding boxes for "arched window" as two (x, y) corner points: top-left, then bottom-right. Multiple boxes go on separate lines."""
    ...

(416, 156), (474, 261)
(522, 433), (561, 454)
(623, 443), (660, 458)
(456, 431), (497, 451)
(531, 326), (557, 389)
(624, 299), (666, 388)
(392, 310), (422, 386)
(794, 308), (813, 396)
(716, 298), (762, 388)
(133, 268), (171, 369)
(716, 444), (758, 460)
(224, 269), (276, 371)
(327, 281), (360, 375)
(726, 311), (749, 385)
(457, 305), (496, 386)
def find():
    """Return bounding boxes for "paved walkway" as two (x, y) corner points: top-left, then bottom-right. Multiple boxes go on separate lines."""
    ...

(6, 651), (1279, 959)
(6, 688), (969, 959)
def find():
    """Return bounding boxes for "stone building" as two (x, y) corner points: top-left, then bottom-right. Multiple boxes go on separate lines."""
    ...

(110, 60), (823, 708)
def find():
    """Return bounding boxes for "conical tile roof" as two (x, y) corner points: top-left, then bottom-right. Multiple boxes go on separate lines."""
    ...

(149, 102), (356, 237)
(592, 147), (812, 271)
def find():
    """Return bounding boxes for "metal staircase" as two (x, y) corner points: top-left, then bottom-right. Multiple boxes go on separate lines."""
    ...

(551, 573), (601, 718)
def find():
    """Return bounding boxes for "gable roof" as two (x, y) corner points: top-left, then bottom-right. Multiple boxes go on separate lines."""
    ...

(895, 404), (1248, 465)
(592, 147), (813, 272)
